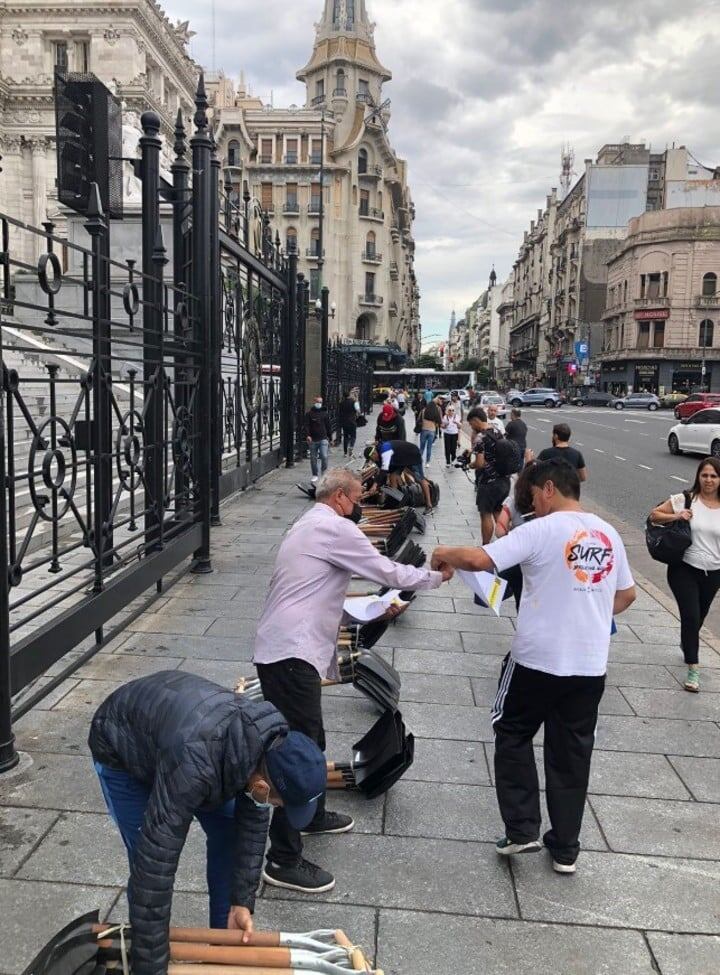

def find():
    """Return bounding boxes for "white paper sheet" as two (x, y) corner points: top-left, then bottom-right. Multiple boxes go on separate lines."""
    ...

(344, 589), (408, 622)
(457, 570), (507, 616)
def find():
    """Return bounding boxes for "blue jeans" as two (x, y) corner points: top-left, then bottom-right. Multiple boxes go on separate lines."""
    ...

(419, 430), (435, 463)
(309, 439), (329, 477)
(94, 762), (235, 928)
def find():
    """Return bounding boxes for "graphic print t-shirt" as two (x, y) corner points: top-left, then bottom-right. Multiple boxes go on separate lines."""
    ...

(484, 511), (634, 676)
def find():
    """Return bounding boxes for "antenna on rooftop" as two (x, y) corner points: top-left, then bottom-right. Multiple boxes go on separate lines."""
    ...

(560, 143), (576, 200)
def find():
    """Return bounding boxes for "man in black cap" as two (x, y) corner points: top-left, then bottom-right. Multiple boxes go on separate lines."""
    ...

(89, 671), (326, 975)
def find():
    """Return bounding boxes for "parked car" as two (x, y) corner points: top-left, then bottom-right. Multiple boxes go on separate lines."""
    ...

(569, 391), (619, 407)
(673, 392), (720, 420)
(668, 409), (720, 457)
(614, 392), (661, 411)
(659, 391), (688, 410)
(505, 388), (524, 403)
(508, 388), (562, 408)
(450, 388), (470, 404)
(479, 393), (507, 418)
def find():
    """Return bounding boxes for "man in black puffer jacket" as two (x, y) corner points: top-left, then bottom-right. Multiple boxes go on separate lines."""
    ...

(89, 671), (326, 975)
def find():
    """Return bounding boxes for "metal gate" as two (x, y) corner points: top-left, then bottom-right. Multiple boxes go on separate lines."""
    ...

(0, 75), (301, 771)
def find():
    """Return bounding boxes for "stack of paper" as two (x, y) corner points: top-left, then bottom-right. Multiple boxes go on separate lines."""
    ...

(343, 589), (409, 623)
(457, 570), (507, 616)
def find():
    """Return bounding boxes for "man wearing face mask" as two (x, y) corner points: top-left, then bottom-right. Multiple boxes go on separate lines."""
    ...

(305, 394), (332, 483)
(253, 468), (452, 894)
(89, 672), (326, 975)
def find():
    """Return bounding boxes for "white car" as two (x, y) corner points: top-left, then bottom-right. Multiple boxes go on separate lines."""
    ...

(451, 388), (470, 403)
(668, 408), (720, 458)
(479, 393), (508, 419)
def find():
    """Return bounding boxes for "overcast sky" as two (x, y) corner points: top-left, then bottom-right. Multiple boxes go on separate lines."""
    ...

(170, 0), (718, 346)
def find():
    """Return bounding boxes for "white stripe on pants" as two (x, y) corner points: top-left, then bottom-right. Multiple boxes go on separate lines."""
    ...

(491, 657), (516, 725)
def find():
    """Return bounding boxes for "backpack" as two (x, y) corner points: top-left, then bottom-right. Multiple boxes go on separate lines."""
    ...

(494, 435), (522, 477)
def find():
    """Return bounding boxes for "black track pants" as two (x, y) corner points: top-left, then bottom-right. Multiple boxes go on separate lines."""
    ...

(492, 656), (605, 865)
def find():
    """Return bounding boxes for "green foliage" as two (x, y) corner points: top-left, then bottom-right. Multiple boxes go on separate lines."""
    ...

(416, 353), (443, 370)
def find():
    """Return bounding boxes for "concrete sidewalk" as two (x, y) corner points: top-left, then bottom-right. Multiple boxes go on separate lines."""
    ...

(1, 452), (719, 975)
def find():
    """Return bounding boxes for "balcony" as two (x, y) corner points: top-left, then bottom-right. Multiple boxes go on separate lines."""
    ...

(310, 154), (322, 165)
(311, 94), (326, 106)
(389, 301), (398, 317)
(635, 296), (670, 309)
(332, 87), (348, 98)
(259, 156), (273, 165)
(356, 91), (372, 104)
(306, 248), (325, 261)
(362, 249), (382, 264)
(282, 201), (300, 215)
(307, 202), (322, 216)
(390, 261), (399, 280)
(359, 165), (383, 180)
(359, 294), (384, 307)
(284, 154), (298, 165)
(696, 293), (720, 309)
(359, 207), (384, 222)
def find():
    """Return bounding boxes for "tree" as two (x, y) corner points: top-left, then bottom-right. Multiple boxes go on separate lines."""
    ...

(457, 357), (482, 372)
(416, 353), (443, 370)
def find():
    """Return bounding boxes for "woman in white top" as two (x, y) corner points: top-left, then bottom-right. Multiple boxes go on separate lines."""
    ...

(650, 456), (720, 693)
(441, 406), (460, 467)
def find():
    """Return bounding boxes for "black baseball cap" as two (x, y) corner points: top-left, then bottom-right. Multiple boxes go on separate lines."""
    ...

(265, 731), (327, 829)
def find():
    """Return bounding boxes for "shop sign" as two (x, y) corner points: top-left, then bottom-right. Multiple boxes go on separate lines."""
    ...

(634, 308), (670, 321)
(635, 363), (659, 377)
(675, 361), (702, 371)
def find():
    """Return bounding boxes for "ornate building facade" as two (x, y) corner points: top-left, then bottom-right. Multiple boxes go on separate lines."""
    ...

(0, 0), (198, 256)
(208, 0), (420, 358)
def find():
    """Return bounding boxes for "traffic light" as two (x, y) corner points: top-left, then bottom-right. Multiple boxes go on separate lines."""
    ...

(54, 71), (123, 218)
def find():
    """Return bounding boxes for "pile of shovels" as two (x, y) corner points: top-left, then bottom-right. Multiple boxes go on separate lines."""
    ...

(21, 911), (382, 974)
(326, 708), (414, 800)
(357, 507), (419, 558)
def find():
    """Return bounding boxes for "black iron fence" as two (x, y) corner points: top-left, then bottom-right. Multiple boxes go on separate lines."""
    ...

(326, 339), (373, 436)
(0, 75), (301, 772)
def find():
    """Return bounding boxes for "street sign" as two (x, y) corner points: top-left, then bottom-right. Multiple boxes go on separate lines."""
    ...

(575, 341), (588, 358)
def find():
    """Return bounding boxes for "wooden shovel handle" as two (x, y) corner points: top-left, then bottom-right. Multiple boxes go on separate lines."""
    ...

(169, 928), (281, 948)
(169, 943), (291, 966)
(169, 967), (291, 975)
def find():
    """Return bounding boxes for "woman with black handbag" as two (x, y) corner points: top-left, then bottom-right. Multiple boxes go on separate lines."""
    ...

(650, 457), (720, 693)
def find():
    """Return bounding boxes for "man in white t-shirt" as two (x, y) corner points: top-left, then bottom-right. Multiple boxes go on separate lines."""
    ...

(431, 458), (636, 873)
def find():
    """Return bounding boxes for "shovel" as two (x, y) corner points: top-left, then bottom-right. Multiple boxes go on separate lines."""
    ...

(22, 910), (102, 975)
(296, 482), (317, 500)
(327, 709), (415, 800)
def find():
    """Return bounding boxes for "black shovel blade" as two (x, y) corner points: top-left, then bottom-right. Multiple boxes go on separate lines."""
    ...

(357, 733), (415, 799)
(351, 709), (406, 779)
(411, 510), (427, 534)
(357, 618), (390, 649)
(356, 652), (401, 691)
(22, 912), (100, 975)
(381, 486), (405, 508)
(296, 482), (317, 499)
(353, 674), (399, 713)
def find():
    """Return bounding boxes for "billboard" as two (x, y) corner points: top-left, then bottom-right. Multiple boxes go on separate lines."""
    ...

(586, 164), (649, 229)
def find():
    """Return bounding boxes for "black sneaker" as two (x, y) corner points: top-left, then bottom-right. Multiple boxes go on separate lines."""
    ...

(262, 857), (336, 893)
(301, 811), (354, 836)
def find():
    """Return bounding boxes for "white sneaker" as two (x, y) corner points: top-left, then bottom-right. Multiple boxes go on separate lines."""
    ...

(311, 476), (318, 483)
(552, 860), (577, 874)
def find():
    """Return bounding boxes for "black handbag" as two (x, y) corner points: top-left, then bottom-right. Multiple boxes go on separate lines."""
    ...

(356, 414), (367, 427)
(645, 491), (692, 565)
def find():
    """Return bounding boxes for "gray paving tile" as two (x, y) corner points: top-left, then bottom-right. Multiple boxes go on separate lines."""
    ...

(595, 715), (720, 757)
(621, 687), (720, 721)
(126, 613), (216, 635)
(263, 833), (518, 918)
(0, 807), (59, 877)
(646, 932), (720, 975)
(17, 812), (129, 886)
(404, 738), (490, 785)
(397, 673), (474, 706)
(205, 617), (261, 639)
(1, 752), (107, 813)
(0, 879), (119, 975)
(51, 679), (123, 711)
(179, 658), (245, 686)
(14, 707), (95, 756)
(468, 679), (634, 716)
(605, 662), (678, 689)
(376, 627), (463, 651)
(114, 631), (255, 660)
(395, 610), (515, 634)
(461, 632), (515, 656)
(399, 701), (494, 742)
(608, 641), (685, 665)
(75, 653), (184, 681)
(589, 751), (691, 800)
(667, 665), (720, 692)
(667, 756), (720, 802)
(394, 647), (503, 679)
(631, 625), (690, 646)
(378, 910), (656, 975)
(591, 795), (720, 859)
(514, 849), (720, 932)
(610, 623), (640, 643)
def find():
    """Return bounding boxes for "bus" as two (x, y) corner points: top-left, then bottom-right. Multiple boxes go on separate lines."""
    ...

(373, 368), (476, 400)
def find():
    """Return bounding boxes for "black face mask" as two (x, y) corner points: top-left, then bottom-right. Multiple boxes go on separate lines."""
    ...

(345, 502), (363, 524)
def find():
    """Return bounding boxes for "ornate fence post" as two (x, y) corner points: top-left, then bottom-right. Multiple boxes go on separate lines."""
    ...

(281, 243), (298, 467)
(140, 112), (165, 556)
(0, 298), (18, 772)
(171, 108), (190, 518)
(190, 74), (213, 573)
(209, 138), (222, 525)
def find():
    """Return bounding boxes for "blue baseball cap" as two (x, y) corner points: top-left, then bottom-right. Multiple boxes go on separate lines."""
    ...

(265, 731), (327, 829)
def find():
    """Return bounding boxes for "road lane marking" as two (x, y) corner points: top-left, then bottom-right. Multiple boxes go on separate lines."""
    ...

(594, 448), (605, 453)
(576, 442), (584, 446)
(536, 418), (551, 423)
(669, 475), (686, 482)
(625, 419), (645, 424)
(637, 464), (653, 470)
(615, 456), (626, 461)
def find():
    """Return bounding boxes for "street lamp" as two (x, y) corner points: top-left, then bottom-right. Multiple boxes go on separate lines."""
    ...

(700, 319), (711, 392)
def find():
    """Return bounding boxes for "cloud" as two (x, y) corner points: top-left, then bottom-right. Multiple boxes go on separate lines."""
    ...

(168, 0), (718, 340)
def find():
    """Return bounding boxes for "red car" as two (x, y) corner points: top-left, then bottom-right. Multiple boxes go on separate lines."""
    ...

(675, 392), (720, 420)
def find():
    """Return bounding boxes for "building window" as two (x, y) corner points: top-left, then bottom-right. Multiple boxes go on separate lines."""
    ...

(285, 183), (298, 211)
(315, 79), (325, 102)
(652, 321), (665, 348)
(359, 189), (370, 216)
(335, 69), (346, 95)
(310, 182), (321, 213)
(623, 280), (628, 304)
(285, 138), (298, 164)
(358, 78), (369, 97)
(227, 140), (241, 167)
(358, 148), (368, 174)
(310, 227), (320, 256)
(310, 268), (320, 299)
(260, 139), (273, 164)
(637, 322), (650, 349)
(700, 319), (714, 348)
(260, 182), (273, 212)
(310, 139), (322, 165)
(365, 231), (376, 258)
(53, 40), (69, 71)
(365, 272), (375, 298)
(703, 272), (718, 297)
(75, 40), (90, 73)
(286, 227), (297, 254)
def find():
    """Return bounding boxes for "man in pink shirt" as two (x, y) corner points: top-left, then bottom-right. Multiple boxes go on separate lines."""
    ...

(253, 468), (451, 894)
